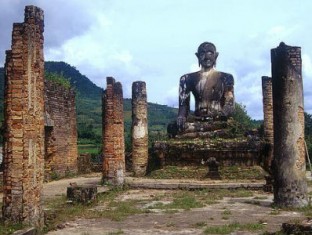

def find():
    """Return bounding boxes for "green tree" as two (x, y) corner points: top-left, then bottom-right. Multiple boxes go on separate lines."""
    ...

(305, 112), (312, 161)
(232, 103), (260, 130)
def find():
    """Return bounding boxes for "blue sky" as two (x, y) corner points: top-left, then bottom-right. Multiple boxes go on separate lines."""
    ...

(1, 0), (312, 119)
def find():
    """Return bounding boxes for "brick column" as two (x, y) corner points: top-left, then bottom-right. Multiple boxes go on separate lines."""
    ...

(3, 6), (45, 226)
(271, 42), (307, 207)
(102, 77), (125, 185)
(261, 76), (273, 173)
(132, 81), (148, 176)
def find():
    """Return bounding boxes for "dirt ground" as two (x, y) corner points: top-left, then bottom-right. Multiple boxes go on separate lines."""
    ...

(42, 172), (312, 235)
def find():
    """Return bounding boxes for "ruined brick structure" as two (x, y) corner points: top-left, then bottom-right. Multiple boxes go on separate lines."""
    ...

(271, 42), (308, 207)
(44, 80), (78, 180)
(132, 81), (148, 176)
(261, 76), (273, 173)
(102, 77), (125, 185)
(3, 6), (45, 226)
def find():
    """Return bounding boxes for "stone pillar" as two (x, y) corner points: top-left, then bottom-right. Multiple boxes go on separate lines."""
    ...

(261, 76), (274, 173)
(102, 77), (125, 185)
(132, 81), (148, 176)
(271, 42), (307, 207)
(3, 6), (45, 226)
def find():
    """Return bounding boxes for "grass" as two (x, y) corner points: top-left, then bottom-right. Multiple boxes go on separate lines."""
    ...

(43, 188), (148, 232)
(147, 165), (266, 180)
(221, 209), (231, 220)
(148, 191), (204, 210)
(203, 222), (265, 234)
(78, 144), (101, 154)
(107, 230), (124, 234)
(147, 166), (207, 179)
(147, 188), (254, 212)
(0, 222), (25, 235)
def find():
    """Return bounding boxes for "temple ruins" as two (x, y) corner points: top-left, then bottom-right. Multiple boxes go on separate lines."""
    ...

(102, 77), (125, 185)
(1, 5), (311, 233)
(3, 6), (45, 226)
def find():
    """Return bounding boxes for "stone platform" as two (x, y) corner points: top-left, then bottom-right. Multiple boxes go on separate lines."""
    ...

(158, 118), (266, 168)
(153, 137), (265, 167)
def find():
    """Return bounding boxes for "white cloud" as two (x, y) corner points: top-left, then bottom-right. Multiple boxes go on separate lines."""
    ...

(3, 0), (312, 119)
(303, 54), (312, 77)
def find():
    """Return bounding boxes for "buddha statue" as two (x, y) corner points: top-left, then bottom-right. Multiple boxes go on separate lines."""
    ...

(176, 42), (235, 133)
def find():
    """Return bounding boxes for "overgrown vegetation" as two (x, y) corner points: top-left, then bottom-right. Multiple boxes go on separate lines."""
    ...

(147, 165), (266, 181)
(45, 71), (71, 89)
(204, 222), (264, 234)
(0, 221), (24, 235)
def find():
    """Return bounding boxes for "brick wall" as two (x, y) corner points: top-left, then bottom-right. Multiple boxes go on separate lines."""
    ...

(44, 80), (78, 180)
(261, 76), (273, 172)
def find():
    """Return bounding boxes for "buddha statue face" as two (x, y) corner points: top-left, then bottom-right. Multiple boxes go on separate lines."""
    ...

(196, 42), (219, 69)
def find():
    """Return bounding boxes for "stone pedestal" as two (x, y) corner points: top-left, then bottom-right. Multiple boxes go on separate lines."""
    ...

(155, 119), (264, 168)
(67, 185), (97, 204)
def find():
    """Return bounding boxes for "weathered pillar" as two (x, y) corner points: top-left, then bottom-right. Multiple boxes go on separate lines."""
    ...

(3, 6), (45, 226)
(102, 77), (125, 185)
(261, 76), (274, 173)
(271, 42), (308, 207)
(132, 81), (148, 176)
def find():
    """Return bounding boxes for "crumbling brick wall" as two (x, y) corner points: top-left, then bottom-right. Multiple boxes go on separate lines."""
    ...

(261, 76), (273, 173)
(102, 77), (125, 185)
(44, 80), (78, 180)
(3, 5), (45, 227)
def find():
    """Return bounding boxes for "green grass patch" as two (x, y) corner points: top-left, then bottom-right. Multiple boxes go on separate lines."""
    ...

(147, 165), (265, 180)
(148, 191), (204, 210)
(204, 222), (264, 234)
(219, 165), (265, 180)
(78, 144), (101, 154)
(43, 188), (146, 232)
(0, 222), (25, 235)
(147, 166), (208, 179)
(45, 71), (71, 89)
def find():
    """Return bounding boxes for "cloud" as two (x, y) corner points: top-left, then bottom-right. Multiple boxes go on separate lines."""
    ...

(1, 0), (312, 119)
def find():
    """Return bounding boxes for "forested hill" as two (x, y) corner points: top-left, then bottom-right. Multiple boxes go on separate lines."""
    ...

(0, 62), (178, 147)
(45, 61), (102, 100)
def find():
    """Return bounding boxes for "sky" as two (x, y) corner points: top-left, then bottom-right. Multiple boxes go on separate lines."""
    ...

(1, 0), (312, 120)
